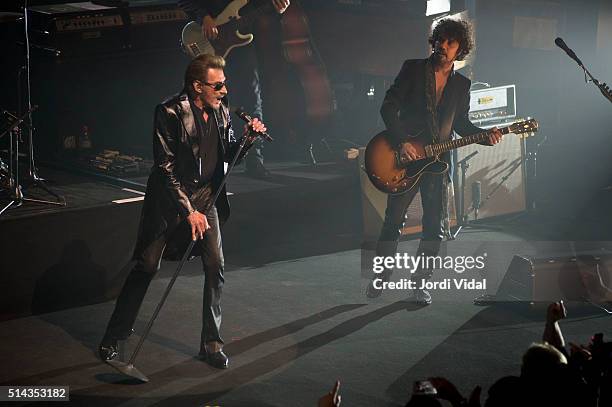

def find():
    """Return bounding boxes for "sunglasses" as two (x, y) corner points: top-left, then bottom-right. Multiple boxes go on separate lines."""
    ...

(200, 80), (227, 91)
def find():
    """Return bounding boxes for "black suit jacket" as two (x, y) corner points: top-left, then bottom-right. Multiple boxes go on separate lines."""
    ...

(380, 57), (486, 172)
(178, 0), (269, 21)
(133, 91), (243, 260)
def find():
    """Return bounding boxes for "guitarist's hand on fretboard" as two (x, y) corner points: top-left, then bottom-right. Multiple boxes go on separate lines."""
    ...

(486, 127), (503, 145)
(202, 14), (219, 40)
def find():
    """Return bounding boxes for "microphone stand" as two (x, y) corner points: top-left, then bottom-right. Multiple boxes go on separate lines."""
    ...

(557, 39), (612, 104)
(17, 0), (65, 207)
(105, 130), (262, 383)
(0, 106), (64, 215)
(450, 151), (501, 239)
(577, 63), (612, 104)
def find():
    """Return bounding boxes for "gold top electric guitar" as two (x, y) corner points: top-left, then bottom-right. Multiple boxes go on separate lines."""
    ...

(364, 118), (539, 195)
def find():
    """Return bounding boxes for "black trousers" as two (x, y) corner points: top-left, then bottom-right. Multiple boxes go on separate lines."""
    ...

(103, 203), (225, 347)
(377, 172), (446, 280)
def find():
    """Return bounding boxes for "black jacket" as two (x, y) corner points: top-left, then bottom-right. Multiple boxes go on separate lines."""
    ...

(178, 0), (268, 21)
(380, 57), (486, 170)
(133, 92), (242, 260)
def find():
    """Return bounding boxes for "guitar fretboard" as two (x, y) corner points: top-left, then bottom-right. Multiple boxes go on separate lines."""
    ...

(428, 126), (514, 156)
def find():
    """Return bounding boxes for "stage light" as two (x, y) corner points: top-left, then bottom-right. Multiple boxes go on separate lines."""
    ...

(426, 0), (450, 16)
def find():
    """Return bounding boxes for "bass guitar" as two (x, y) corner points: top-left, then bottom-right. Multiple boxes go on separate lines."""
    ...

(181, 0), (275, 58)
(364, 119), (539, 195)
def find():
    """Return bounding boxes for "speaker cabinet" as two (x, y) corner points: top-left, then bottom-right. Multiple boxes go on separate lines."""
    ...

(455, 122), (527, 221)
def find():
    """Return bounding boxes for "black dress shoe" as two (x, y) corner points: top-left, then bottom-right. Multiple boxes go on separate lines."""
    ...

(412, 289), (432, 305)
(366, 279), (383, 298)
(204, 350), (229, 369)
(98, 329), (134, 362)
(98, 340), (118, 362)
(366, 272), (391, 298)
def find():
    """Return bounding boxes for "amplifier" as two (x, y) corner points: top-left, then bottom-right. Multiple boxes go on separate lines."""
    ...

(128, 2), (188, 51)
(468, 84), (516, 125)
(26, 1), (188, 56)
(455, 118), (527, 222)
(27, 2), (127, 56)
(303, 0), (427, 17)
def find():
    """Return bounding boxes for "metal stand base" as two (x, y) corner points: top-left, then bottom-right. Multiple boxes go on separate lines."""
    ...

(21, 177), (66, 207)
(106, 360), (149, 383)
(450, 220), (503, 239)
(0, 200), (22, 216)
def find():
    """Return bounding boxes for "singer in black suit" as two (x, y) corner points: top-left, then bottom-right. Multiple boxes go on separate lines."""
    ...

(366, 19), (503, 304)
(98, 54), (267, 369)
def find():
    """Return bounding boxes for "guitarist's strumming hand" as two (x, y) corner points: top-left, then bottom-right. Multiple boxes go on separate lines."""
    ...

(272, 0), (290, 14)
(202, 15), (219, 40)
(487, 127), (503, 145)
(400, 142), (420, 161)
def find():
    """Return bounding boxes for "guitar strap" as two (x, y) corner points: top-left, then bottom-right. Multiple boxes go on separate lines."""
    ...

(424, 57), (453, 236)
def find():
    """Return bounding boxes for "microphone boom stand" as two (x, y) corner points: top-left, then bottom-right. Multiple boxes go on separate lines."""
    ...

(450, 151), (502, 239)
(18, 0), (65, 207)
(0, 106), (65, 215)
(555, 37), (612, 104)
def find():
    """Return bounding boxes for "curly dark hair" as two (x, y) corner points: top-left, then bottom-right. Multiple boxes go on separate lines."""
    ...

(428, 19), (474, 61)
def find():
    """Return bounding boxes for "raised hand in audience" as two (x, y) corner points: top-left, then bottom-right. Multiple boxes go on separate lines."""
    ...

(318, 380), (341, 407)
(428, 377), (481, 407)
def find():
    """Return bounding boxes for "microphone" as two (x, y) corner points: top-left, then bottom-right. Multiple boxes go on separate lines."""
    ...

(554, 37), (583, 66)
(232, 107), (274, 142)
(471, 181), (482, 215)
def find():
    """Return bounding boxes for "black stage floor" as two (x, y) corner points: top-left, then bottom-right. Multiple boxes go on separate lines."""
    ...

(1, 242), (610, 406)
(1, 160), (611, 406)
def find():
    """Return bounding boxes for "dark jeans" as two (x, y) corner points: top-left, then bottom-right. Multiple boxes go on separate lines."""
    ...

(225, 44), (264, 167)
(103, 203), (225, 347)
(377, 173), (446, 281)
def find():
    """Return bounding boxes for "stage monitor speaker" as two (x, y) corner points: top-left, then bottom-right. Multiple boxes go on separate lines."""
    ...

(495, 253), (612, 303)
(456, 123), (526, 221)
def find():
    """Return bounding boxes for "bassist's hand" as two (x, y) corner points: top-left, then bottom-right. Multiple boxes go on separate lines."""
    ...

(400, 142), (419, 161)
(202, 15), (219, 40)
(272, 0), (290, 14)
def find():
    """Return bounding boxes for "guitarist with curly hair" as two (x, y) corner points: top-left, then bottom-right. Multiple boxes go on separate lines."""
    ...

(366, 19), (503, 304)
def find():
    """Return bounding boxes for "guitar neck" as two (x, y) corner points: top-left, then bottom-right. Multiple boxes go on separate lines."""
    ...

(429, 126), (513, 155)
